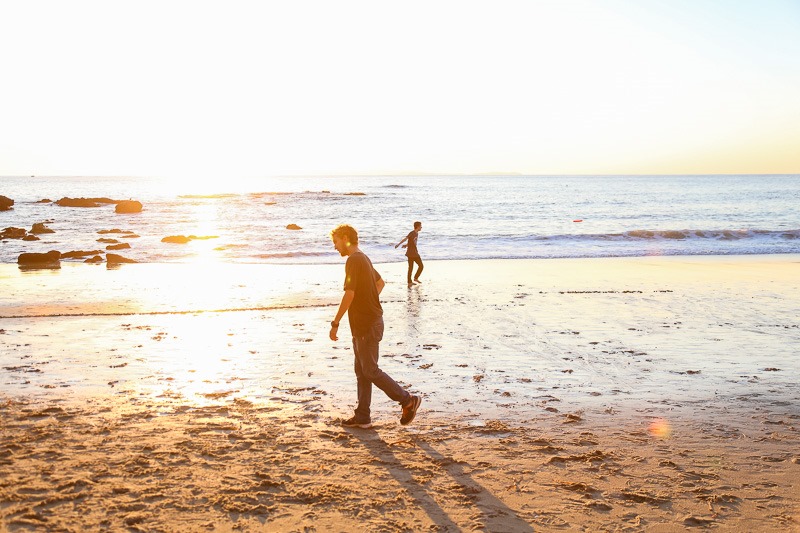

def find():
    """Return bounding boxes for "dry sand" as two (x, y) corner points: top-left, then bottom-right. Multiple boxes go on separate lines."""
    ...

(1, 256), (799, 532)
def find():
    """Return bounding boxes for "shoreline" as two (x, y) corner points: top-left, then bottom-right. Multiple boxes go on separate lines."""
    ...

(2, 253), (799, 317)
(2, 254), (799, 530)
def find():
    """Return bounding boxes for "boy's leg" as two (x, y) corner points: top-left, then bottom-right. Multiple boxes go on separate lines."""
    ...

(413, 257), (424, 281)
(355, 319), (410, 405)
(352, 337), (372, 421)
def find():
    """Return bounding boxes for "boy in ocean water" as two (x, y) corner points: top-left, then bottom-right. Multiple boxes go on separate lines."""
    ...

(395, 221), (423, 288)
(329, 224), (421, 428)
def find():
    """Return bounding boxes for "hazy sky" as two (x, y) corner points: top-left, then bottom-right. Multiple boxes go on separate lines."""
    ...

(2, 0), (799, 179)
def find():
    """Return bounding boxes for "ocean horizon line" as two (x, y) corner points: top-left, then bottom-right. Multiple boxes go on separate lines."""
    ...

(4, 172), (800, 180)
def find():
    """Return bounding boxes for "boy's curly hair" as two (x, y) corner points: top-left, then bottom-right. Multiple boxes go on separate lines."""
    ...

(330, 224), (358, 245)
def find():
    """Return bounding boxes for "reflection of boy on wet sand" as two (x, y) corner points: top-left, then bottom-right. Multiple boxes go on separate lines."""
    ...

(395, 221), (423, 288)
(329, 224), (421, 429)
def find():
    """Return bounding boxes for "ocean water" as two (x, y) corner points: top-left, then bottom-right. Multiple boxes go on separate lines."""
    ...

(1, 174), (799, 265)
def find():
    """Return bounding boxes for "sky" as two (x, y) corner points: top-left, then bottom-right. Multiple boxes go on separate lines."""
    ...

(1, 0), (799, 180)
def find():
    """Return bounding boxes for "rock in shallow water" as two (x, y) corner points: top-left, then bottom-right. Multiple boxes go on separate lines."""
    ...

(18, 250), (61, 267)
(55, 197), (115, 207)
(115, 200), (143, 213)
(107, 253), (137, 264)
(31, 222), (55, 234)
(1, 227), (27, 239)
(162, 235), (192, 244)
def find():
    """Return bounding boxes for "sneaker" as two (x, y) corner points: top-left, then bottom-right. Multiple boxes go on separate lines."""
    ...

(342, 416), (372, 429)
(400, 395), (421, 425)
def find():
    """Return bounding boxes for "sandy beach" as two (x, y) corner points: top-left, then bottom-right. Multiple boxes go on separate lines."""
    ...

(1, 255), (799, 532)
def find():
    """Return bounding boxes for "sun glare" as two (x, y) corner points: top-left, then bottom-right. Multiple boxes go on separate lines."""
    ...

(140, 314), (250, 405)
(183, 202), (224, 265)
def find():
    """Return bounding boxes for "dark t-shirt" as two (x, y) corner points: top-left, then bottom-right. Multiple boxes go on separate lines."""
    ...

(344, 251), (383, 334)
(405, 230), (419, 258)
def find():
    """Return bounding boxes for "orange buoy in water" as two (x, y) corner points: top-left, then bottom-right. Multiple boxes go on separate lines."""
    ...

(573, 219), (583, 222)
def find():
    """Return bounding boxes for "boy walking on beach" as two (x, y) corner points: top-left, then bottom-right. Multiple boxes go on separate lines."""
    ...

(329, 224), (422, 428)
(395, 221), (423, 288)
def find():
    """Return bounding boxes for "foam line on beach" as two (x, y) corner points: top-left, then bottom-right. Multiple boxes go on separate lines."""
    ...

(0, 298), (418, 320)
(0, 302), (340, 320)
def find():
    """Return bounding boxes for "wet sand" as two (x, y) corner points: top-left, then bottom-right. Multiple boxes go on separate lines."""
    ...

(2, 256), (799, 531)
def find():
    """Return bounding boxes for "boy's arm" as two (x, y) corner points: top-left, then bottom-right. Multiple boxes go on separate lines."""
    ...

(376, 277), (385, 295)
(395, 236), (408, 248)
(330, 290), (355, 341)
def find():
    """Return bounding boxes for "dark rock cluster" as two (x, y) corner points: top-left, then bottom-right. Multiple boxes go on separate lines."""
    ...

(2, 194), (145, 267)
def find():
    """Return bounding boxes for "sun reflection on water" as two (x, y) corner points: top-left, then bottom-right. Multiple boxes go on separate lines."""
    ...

(184, 201), (225, 265)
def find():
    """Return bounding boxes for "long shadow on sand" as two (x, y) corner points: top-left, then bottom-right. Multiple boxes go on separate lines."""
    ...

(351, 430), (533, 532)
